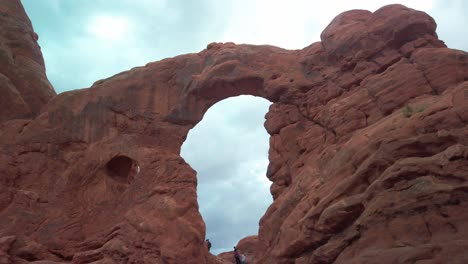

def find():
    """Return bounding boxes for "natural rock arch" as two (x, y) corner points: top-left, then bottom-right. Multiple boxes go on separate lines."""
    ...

(1, 2), (468, 264)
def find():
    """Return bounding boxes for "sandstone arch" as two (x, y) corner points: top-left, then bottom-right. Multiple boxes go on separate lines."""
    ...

(1, 2), (468, 263)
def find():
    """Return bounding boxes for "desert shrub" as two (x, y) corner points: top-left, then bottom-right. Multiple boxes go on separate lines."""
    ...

(402, 104), (413, 118)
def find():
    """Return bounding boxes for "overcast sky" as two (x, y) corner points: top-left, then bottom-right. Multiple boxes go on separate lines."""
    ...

(22, 0), (467, 255)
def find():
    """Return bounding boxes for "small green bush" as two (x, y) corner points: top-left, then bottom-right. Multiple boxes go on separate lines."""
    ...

(402, 104), (413, 118)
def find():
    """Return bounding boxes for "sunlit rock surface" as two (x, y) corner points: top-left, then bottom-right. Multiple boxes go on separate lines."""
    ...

(0, 1), (467, 263)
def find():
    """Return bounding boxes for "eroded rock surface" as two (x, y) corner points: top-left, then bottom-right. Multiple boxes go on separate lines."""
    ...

(0, 0), (55, 123)
(0, 1), (467, 263)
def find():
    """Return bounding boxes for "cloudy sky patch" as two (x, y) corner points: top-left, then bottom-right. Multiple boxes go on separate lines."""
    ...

(23, 0), (467, 93)
(182, 96), (272, 255)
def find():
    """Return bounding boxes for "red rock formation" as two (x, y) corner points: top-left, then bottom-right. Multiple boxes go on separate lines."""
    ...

(0, 0), (55, 123)
(1, 1), (467, 263)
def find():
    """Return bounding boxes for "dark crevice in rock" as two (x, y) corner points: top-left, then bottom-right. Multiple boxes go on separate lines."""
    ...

(308, 117), (337, 142)
(17, 252), (39, 262)
(408, 56), (439, 95)
(423, 216), (433, 240)
(49, 250), (73, 261)
(312, 229), (361, 264)
(372, 55), (403, 75)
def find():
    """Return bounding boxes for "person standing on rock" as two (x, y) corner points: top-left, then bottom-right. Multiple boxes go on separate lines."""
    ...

(206, 239), (211, 252)
(233, 246), (241, 264)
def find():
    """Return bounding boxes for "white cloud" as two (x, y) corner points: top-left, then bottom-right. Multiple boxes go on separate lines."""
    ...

(214, 0), (436, 49)
(87, 15), (131, 40)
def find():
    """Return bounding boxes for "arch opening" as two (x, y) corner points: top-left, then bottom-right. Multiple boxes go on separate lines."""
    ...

(181, 95), (273, 255)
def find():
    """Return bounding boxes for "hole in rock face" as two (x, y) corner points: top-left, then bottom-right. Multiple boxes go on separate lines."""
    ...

(106, 155), (139, 183)
(181, 95), (273, 254)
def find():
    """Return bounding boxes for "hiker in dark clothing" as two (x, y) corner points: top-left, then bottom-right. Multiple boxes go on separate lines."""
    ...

(206, 239), (212, 251)
(234, 246), (241, 264)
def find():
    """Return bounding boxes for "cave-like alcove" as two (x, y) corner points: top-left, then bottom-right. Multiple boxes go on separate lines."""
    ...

(106, 155), (139, 184)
